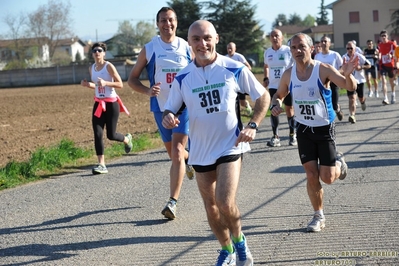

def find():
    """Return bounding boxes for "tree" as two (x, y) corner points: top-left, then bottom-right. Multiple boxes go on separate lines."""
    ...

(316, 0), (329, 25)
(387, 9), (399, 35)
(288, 13), (302, 26)
(112, 20), (136, 55)
(111, 20), (156, 56)
(167, 0), (202, 40)
(75, 51), (82, 63)
(2, 12), (28, 62)
(302, 14), (317, 27)
(27, 0), (74, 61)
(133, 21), (157, 47)
(272, 14), (288, 28)
(203, 0), (264, 56)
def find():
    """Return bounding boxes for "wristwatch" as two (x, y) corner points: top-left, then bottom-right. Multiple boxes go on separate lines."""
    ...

(247, 122), (258, 131)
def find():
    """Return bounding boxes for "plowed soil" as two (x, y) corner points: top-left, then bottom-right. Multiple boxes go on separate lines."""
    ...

(0, 81), (156, 167)
(0, 74), (262, 167)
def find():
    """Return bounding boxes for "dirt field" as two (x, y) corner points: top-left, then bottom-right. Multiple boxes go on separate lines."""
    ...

(0, 75), (262, 167)
(0, 81), (157, 167)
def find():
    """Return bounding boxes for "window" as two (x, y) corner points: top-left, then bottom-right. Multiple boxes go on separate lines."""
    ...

(349, 11), (360, 23)
(343, 33), (359, 47)
(373, 10), (379, 22)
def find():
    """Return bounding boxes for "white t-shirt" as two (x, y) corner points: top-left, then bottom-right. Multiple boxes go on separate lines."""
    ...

(225, 52), (247, 65)
(342, 52), (370, 83)
(314, 50), (343, 70)
(264, 45), (293, 89)
(164, 54), (266, 166)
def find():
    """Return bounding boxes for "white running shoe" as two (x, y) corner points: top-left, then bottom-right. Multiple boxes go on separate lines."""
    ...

(307, 214), (326, 232)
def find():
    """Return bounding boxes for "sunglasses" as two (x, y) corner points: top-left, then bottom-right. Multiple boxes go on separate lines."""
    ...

(381, 35), (387, 37)
(92, 48), (104, 53)
(346, 47), (353, 50)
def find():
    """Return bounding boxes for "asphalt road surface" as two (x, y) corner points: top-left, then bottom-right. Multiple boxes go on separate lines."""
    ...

(1, 93), (398, 265)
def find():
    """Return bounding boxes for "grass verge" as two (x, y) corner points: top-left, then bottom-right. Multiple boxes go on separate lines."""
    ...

(0, 132), (162, 191)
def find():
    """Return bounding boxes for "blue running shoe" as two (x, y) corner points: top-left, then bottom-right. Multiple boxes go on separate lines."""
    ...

(215, 249), (236, 266)
(234, 234), (253, 266)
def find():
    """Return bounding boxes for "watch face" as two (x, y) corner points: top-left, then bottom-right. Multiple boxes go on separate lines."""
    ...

(249, 122), (257, 129)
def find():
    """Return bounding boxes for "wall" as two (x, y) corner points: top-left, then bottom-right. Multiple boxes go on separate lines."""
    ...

(0, 63), (148, 88)
(332, 0), (399, 49)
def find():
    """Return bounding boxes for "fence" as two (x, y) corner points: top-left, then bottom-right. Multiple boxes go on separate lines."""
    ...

(0, 63), (148, 88)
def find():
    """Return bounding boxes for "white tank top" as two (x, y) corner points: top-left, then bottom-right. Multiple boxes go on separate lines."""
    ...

(91, 62), (118, 98)
(290, 61), (336, 126)
(145, 36), (191, 111)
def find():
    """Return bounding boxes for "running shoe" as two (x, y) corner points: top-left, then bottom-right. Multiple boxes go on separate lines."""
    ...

(375, 91), (379, 98)
(361, 101), (366, 111)
(186, 164), (195, 180)
(391, 95), (396, 104)
(234, 234), (253, 266)
(124, 133), (133, 153)
(215, 250), (236, 266)
(336, 151), (348, 180)
(267, 136), (281, 147)
(92, 164), (108, 175)
(307, 214), (326, 232)
(161, 199), (177, 220)
(368, 91), (373, 97)
(335, 107), (344, 121)
(289, 134), (297, 146)
(348, 115), (356, 124)
(382, 99), (389, 105)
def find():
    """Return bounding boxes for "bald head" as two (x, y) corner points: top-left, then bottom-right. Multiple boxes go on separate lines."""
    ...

(188, 20), (217, 38)
(270, 29), (283, 49)
(270, 29), (282, 37)
(188, 20), (219, 66)
(227, 42), (236, 56)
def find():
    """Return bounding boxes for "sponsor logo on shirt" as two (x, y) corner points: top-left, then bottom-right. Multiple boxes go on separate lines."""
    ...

(308, 88), (315, 97)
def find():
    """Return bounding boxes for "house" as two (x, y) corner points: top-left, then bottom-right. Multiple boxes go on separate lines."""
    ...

(54, 38), (86, 62)
(103, 35), (141, 60)
(0, 37), (50, 62)
(274, 24), (334, 44)
(326, 0), (399, 50)
(0, 36), (87, 66)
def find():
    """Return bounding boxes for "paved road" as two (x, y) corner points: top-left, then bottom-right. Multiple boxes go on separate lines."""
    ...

(1, 94), (398, 266)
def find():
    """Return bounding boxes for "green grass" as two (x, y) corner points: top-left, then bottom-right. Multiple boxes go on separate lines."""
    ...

(0, 132), (161, 191)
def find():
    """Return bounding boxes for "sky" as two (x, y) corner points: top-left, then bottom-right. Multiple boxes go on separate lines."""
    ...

(1, 0), (334, 42)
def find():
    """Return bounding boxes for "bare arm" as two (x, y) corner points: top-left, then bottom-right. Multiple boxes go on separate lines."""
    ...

(103, 63), (123, 89)
(244, 61), (252, 70)
(270, 68), (291, 112)
(162, 110), (180, 129)
(235, 90), (270, 146)
(263, 63), (270, 88)
(127, 47), (160, 97)
(250, 91), (270, 127)
(325, 56), (358, 92)
(80, 66), (95, 89)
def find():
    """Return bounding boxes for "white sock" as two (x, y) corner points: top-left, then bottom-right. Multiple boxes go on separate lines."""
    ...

(315, 210), (324, 218)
